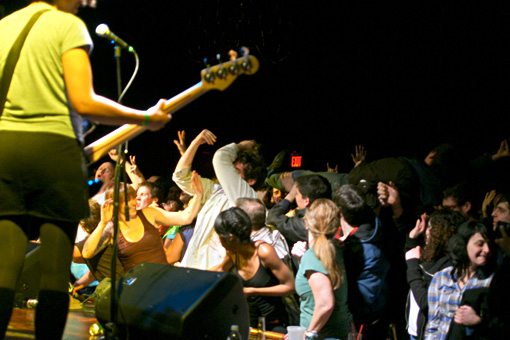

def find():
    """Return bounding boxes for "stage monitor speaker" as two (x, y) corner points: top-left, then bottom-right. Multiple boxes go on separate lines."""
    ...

(95, 262), (250, 340)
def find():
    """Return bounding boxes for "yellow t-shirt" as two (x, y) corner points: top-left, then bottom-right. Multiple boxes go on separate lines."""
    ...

(0, 3), (93, 141)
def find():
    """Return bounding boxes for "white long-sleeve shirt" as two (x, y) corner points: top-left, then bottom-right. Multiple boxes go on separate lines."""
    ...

(173, 143), (258, 269)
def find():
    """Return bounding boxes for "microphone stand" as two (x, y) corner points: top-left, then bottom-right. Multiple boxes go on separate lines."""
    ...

(104, 44), (128, 340)
(114, 46), (123, 103)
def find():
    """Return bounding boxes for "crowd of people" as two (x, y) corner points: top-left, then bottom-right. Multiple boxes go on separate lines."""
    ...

(76, 126), (509, 340)
(1, 2), (510, 340)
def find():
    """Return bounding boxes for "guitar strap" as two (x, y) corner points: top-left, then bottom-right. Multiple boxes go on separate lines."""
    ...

(0, 9), (50, 117)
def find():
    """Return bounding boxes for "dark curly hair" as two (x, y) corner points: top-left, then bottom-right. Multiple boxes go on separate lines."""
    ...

(421, 209), (465, 262)
(214, 207), (252, 244)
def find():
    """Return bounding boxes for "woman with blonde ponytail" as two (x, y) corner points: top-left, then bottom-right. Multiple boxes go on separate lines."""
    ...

(291, 198), (352, 340)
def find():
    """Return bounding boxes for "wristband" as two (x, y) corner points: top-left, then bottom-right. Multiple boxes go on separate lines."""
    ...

(142, 113), (150, 127)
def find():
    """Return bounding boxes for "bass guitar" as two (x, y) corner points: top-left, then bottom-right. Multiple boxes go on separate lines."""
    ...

(84, 48), (259, 163)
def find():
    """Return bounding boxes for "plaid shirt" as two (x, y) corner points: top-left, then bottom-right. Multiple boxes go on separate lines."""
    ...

(424, 266), (493, 340)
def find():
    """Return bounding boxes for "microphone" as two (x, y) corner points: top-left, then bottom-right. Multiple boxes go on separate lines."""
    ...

(95, 24), (134, 52)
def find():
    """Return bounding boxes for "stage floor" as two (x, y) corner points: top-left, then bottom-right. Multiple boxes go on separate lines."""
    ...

(6, 307), (100, 340)
(5, 306), (285, 340)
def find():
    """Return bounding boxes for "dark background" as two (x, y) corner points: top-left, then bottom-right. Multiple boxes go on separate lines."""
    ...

(2, 1), (510, 179)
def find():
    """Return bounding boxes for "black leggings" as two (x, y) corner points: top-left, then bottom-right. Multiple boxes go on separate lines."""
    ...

(0, 218), (75, 339)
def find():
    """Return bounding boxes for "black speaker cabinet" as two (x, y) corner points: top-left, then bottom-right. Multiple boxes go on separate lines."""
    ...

(14, 242), (41, 308)
(95, 262), (250, 340)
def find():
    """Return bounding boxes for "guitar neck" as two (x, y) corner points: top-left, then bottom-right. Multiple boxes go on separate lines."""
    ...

(84, 82), (207, 163)
(84, 52), (260, 164)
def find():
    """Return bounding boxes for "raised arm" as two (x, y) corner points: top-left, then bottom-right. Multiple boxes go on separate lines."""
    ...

(267, 181), (308, 245)
(147, 171), (203, 226)
(492, 139), (510, 161)
(62, 47), (170, 130)
(213, 141), (260, 204)
(82, 199), (114, 259)
(125, 155), (146, 189)
(175, 129), (217, 172)
(108, 150), (146, 190)
(377, 181), (403, 218)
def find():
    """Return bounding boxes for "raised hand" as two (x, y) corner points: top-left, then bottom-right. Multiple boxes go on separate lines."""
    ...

(280, 172), (295, 193)
(190, 170), (204, 197)
(351, 145), (367, 167)
(108, 148), (119, 162)
(482, 190), (496, 218)
(127, 155), (138, 175)
(173, 130), (187, 155)
(377, 181), (400, 207)
(194, 129), (217, 147)
(326, 162), (338, 173)
(100, 198), (114, 223)
(409, 213), (428, 239)
(493, 139), (510, 161)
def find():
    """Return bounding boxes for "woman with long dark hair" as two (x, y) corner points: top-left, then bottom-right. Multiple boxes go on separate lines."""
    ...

(425, 221), (495, 340)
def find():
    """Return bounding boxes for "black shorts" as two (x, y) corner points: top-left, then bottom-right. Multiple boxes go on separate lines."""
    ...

(0, 131), (89, 241)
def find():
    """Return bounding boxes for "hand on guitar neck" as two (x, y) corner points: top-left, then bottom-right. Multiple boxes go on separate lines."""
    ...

(145, 98), (172, 131)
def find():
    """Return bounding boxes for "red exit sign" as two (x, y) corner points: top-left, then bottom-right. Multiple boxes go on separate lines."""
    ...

(291, 151), (302, 168)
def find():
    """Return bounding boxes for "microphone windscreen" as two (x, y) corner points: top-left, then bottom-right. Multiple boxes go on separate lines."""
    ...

(95, 24), (110, 37)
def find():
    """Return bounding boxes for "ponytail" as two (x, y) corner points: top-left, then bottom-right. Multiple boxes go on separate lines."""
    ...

(312, 234), (342, 289)
(304, 199), (343, 290)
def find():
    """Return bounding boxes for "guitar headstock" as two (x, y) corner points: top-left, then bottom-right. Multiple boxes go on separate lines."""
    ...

(200, 47), (259, 91)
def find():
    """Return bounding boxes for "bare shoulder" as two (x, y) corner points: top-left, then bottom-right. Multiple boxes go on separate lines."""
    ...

(255, 241), (278, 261)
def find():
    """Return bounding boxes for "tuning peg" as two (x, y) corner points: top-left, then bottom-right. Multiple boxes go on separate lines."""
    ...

(203, 57), (215, 83)
(227, 50), (240, 75)
(240, 46), (250, 57)
(239, 47), (252, 71)
(228, 50), (238, 61)
(216, 54), (227, 79)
